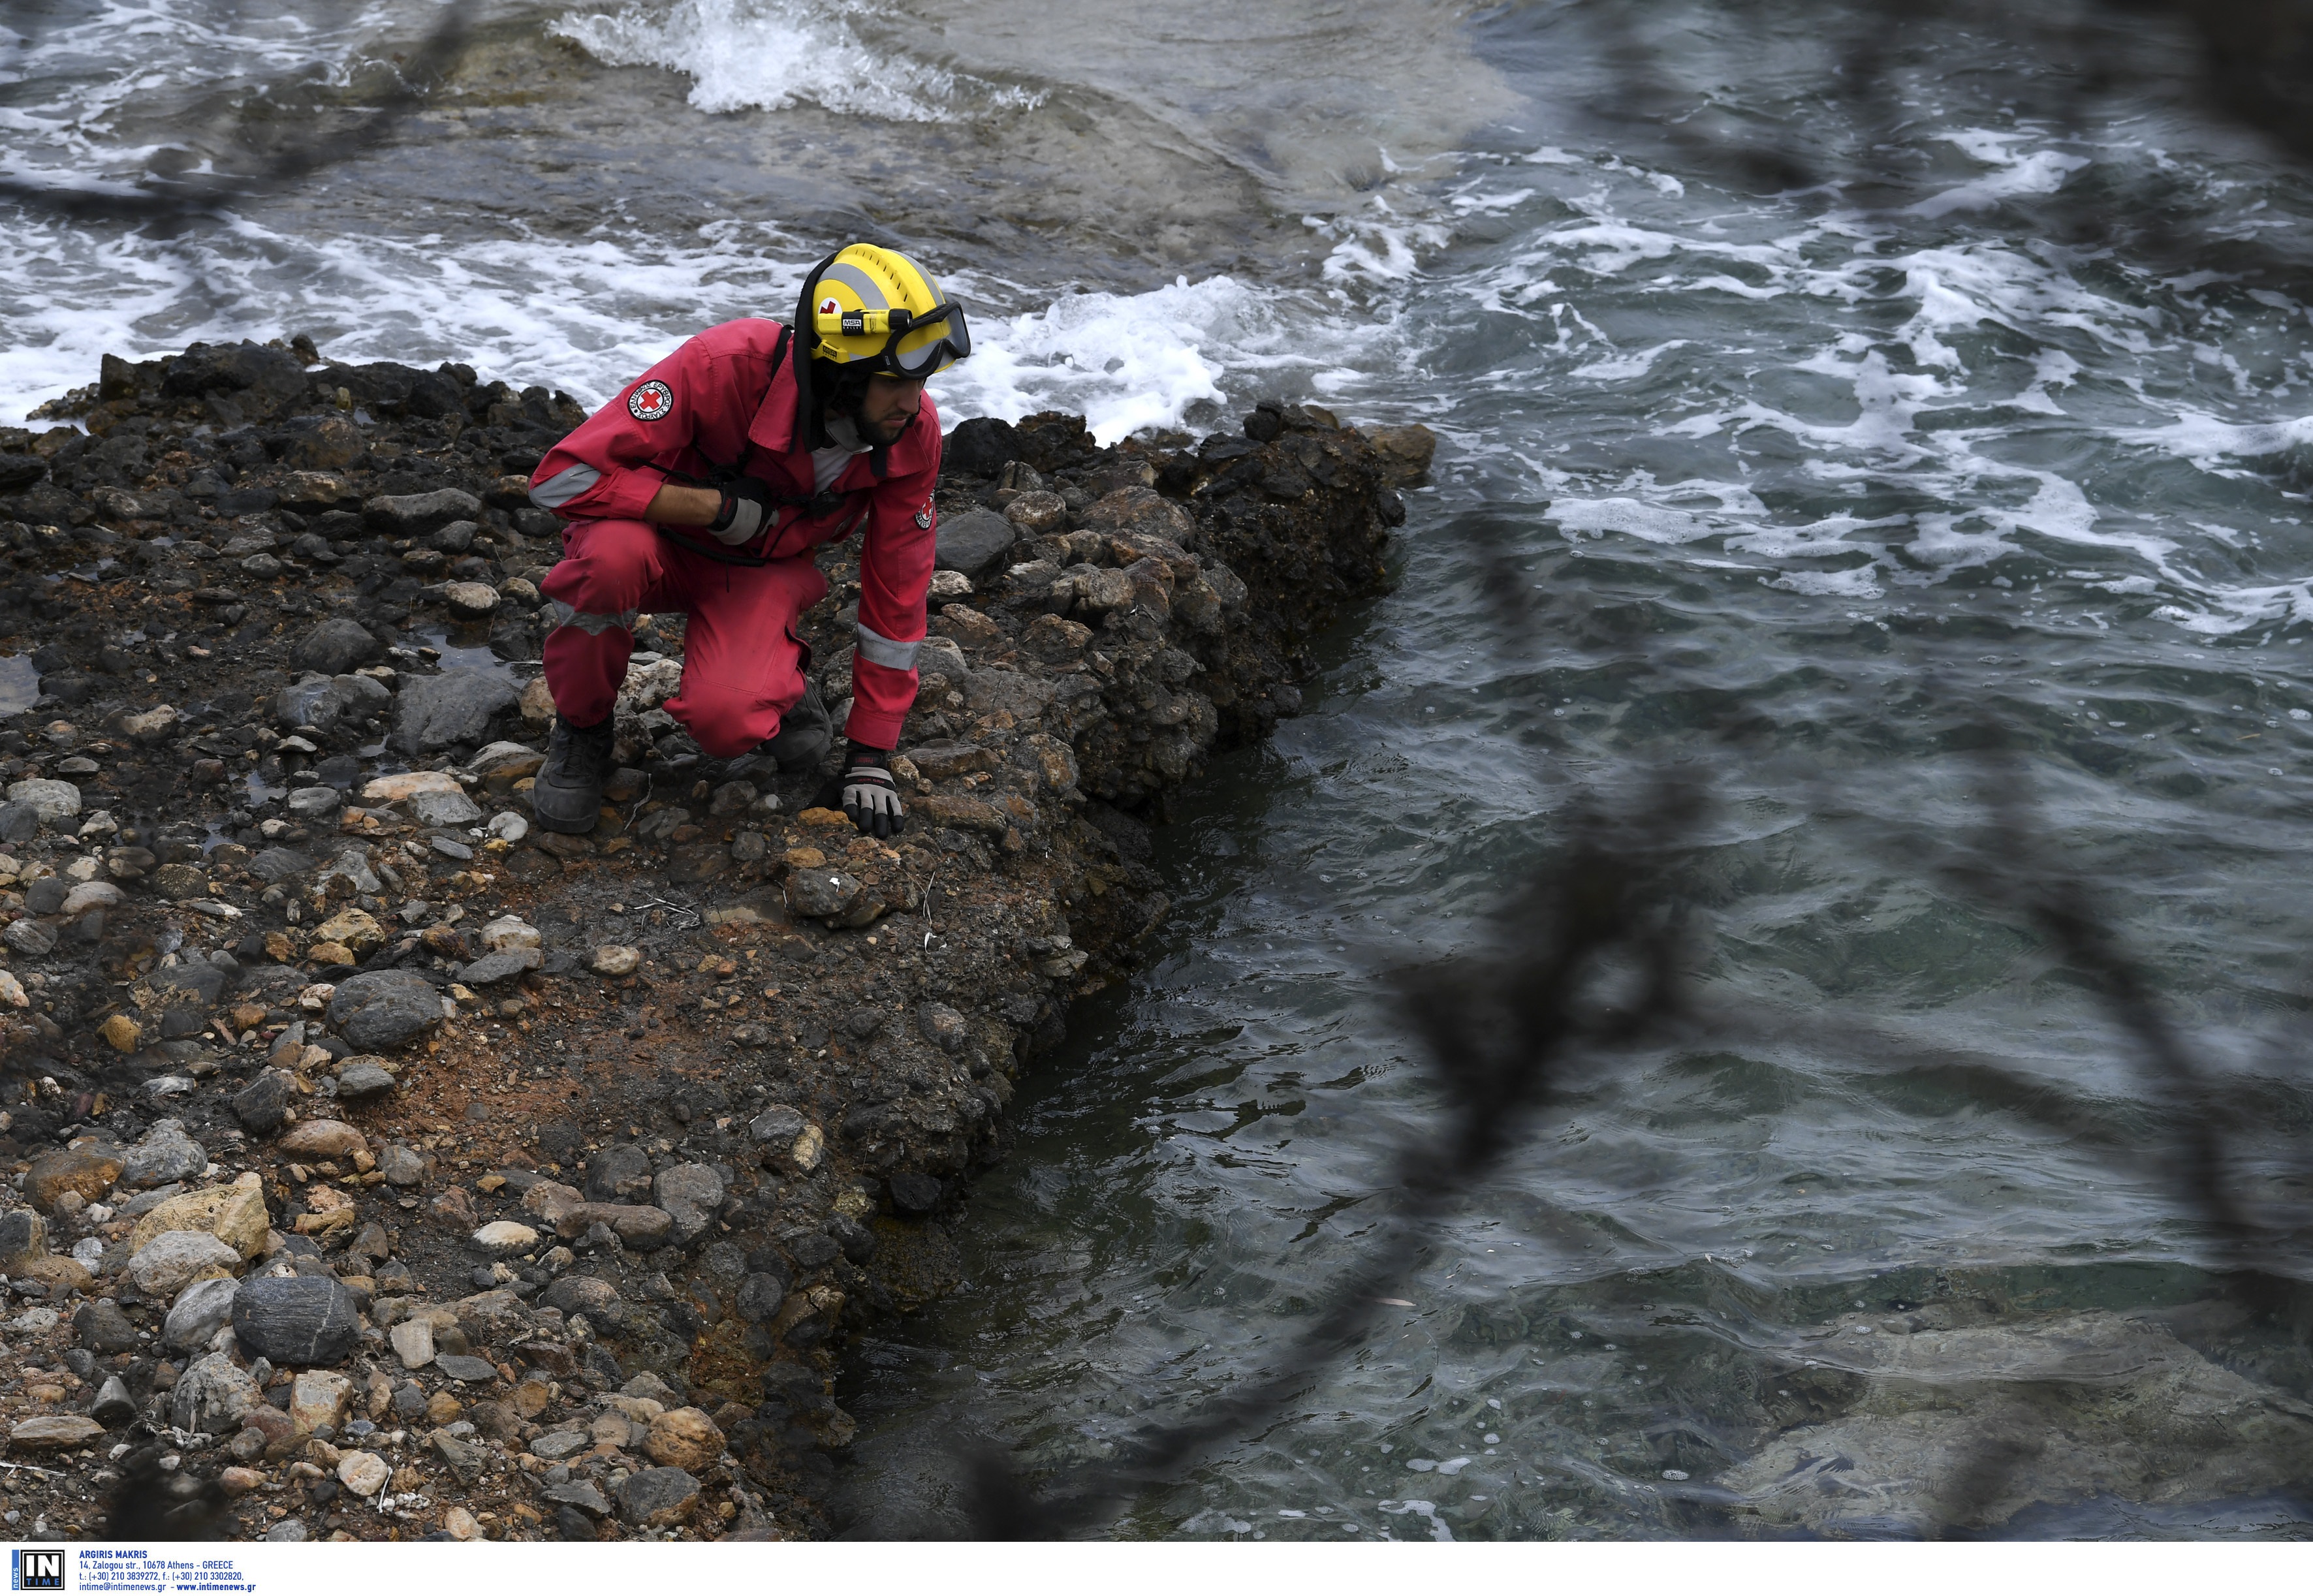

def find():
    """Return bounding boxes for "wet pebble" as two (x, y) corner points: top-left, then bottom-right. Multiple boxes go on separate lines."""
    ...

(591, 945), (640, 977)
(471, 1220), (539, 1255)
(335, 1059), (398, 1101)
(411, 788), (483, 828)
(615, 1466), (700, 1527)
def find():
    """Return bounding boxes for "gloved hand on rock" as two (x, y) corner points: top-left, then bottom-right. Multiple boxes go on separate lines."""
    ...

(841, 743), (905, 838)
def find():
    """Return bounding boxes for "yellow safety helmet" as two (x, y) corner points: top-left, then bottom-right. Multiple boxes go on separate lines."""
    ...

(795, 243), (971, 380)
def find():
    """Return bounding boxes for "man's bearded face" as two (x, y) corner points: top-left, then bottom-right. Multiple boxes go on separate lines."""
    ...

(851, 373), (926, 446)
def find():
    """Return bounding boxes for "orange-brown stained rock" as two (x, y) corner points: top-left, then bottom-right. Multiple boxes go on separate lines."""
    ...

(644, 1407), (725, 1471)
(25, 1148), (123, 1212)
(277, 1120), (369, 1160)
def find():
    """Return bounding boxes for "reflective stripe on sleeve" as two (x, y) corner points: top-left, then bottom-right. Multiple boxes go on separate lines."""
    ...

(854, 621), (922, 671)
(527, 463), (602, 511)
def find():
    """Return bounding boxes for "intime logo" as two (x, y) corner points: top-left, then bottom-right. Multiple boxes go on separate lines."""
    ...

(10, 1550), (63, 1591)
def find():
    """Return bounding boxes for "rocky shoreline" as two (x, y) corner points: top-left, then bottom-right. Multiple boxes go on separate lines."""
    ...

(0, 339), (1428, 1541)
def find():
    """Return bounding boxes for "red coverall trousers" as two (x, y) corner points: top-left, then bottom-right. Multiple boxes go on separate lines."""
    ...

(538, 517), (825, 760)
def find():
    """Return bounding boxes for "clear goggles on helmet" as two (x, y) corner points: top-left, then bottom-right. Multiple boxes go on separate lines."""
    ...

(813, 300), (971, 377)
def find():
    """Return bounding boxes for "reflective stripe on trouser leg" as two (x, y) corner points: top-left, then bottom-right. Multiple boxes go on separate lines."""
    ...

(542, 600), (639, 637)
(538, 516), (661, 728)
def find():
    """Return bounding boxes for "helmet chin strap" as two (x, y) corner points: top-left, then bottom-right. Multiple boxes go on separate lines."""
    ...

(804, 355), (869, 449)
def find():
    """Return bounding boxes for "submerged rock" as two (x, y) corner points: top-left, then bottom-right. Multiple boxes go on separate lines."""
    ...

(1721, 1309), (2313, 1535)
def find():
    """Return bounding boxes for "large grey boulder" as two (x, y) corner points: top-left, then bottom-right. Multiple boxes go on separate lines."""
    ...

(409, 787), (482, 827)
(653, 1163), (724, 1247)
(0, 1209), (47, 1270)
(541, 1275), (621, 1318)
(0, 801), (39, 843)
(121, 1119), (208, 1188)
(787, 869), (862, 920)
(334, 1059), (397, 1101)
(165, 1275), (242, 1352)
(125, 1230), (240, 1297)
(231, 1274), (362, 1367)
(457, 948), (540, 986)
(248, 847), (314, 885)
(735, 1272), (785, 1323)
(4, 779), (80, 822)
(292, 618), (383, 677)
(394, 671), (519, 755)
(364, 488), (481, 536)
(151, 959), (232, 1007)
(274, 672), (390, 734)
(171, 1351), (260, 1434)
(3, 920), (56, 957)
(584, 1143), (653, 1204)
(325, 969), (444, 1052)
(230, 1071), (294, 1134)
(614, 1467), (700, 1527)
(313, 847), (381, 895)
(934, 509), (1016, 579)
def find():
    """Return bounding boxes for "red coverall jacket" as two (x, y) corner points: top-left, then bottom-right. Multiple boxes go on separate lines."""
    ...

(526, 317), (939, 751)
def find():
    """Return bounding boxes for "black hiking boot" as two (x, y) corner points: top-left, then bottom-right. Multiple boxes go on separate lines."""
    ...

(531, 713), (615, 834)
(759, 680), (832, 772)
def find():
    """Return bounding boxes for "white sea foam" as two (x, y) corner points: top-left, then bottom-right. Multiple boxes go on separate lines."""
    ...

(1547, 497), (1715, 546)
(1376, 1498), (1453, 1542)
(1910, 147), (2090, 219)
(1, 1), (1385, 441)
(1769, 565), (1884, 599)
(940, 274), (1361, 445)
(0, 204), (1371, 448)
(14, 13), (2313, 653)
(1313, 200), (1452, 290)
(0, 211), (816, 426)
(1571, 339), (1688, 381)
(1427, 125), (2313, 638)
(549, 0), (1034, 119)
(2122, 410), (2313, 470)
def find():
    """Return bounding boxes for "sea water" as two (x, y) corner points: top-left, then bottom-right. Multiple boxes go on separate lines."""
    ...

(8, 0), (2313, 1539)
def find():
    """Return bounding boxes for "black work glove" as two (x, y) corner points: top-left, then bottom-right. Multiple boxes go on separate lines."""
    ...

(709, 477), (776, 544)
(841, 743), (905, 838)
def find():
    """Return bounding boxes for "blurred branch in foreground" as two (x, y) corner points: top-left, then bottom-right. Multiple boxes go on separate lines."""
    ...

(946, 715), (2313, 1536)
(961, 779), (1711, 1537)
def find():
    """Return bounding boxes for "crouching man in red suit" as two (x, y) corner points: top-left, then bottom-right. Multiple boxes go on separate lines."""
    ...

(523, 242), (970, 840)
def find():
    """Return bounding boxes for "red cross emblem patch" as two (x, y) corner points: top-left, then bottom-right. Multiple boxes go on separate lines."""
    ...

(627, 380), (674, 422)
